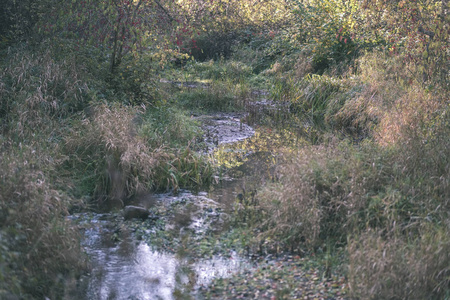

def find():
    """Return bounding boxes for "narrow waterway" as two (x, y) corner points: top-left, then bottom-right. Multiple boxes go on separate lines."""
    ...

(70, 112), (270, 300)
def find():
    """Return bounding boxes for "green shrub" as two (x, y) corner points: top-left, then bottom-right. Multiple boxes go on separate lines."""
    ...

(64, 104), (214, 204)
(107, 52), (166, 105)
(290, 0), (360, 74)
(190, 31), (239, 61)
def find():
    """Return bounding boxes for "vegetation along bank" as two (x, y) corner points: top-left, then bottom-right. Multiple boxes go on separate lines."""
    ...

(0, 0), (449, 299)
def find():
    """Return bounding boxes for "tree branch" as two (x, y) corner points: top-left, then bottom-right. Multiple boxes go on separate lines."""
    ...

(154, 0), (174, 22)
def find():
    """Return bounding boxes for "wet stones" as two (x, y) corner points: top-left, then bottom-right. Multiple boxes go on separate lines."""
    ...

(123, 205), (150, 220)
(197, 113), (255, 152)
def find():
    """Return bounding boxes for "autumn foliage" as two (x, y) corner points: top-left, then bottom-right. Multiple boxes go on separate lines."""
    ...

(0, 0), (449, 298)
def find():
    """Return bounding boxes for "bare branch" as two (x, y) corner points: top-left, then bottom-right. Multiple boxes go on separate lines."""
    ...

(154, 0), (174, 22)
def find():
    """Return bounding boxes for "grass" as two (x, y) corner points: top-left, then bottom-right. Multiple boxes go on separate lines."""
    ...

(348, 226), (450, 300)
(174, 85), (240, 113)
(0, 150), (88, 299)
(226, 50), (450, 298)
(0, 43), (90, 298)
(0, 5), (448, 297)
(0, 41), (217, 297)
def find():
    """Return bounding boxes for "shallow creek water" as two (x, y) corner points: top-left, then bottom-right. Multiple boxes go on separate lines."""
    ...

(71, 198), (246, 300)
(71, 113), (264, 300)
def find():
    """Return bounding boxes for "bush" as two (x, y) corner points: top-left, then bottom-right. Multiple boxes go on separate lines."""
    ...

(290, 0), (360, 74)
(0, 142), (87, 299)
(190, 31), (239, 61)
(0, 43), (90, 136)
(64, 104), (214, 205)
(107, 52), (166, 105)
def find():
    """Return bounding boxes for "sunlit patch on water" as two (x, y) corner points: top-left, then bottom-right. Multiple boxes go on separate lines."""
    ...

(72, 193), (250, 300)
(84, 240), (245, 300)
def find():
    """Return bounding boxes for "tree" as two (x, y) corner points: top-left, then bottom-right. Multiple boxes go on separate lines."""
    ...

(359, 0), (449, 86)
(0, 0), (45, 43)
(37, 0), (186, 74)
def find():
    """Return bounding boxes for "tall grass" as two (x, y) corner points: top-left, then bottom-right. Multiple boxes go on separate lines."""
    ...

(0, 41), (216, 297)
(0, 145), (87, 299)
(64, 103), (215, 206)
(0, 43), (89, 298)
(236, 51), (450, 297)
(255, 139), (395, 249)
(0, 44), (89, 136)
(64, 104), (165, 204)
(348, 226), (450, 300)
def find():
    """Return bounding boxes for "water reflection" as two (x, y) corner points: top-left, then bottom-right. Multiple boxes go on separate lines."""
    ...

(87, 243), (179, 300)
(75, 205), (247, 300)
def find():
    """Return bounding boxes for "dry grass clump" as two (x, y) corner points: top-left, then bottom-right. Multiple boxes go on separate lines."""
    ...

(0, 44), (89, 136)
(293, 51), (314, 79)
(65, 104), (214, 205)
(329, 51), (449, 144)
(65, 104), (165, 204)
(348, 226), (450, 300)
(256, 139), (395, 250)
(332, 53), (416, 137)
(375, 85), (446, 147)
(0, 144), (87, 299)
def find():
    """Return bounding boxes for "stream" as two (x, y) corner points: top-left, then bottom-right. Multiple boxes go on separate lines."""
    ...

(70, 112), (271, 300)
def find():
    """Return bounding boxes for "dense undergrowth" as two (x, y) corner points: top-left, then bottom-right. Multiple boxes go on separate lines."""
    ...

(1, 0), (449, 298)
(0, 42), (216, 298)
(226, 46), (449, 297)
(228, 44), (450, 300)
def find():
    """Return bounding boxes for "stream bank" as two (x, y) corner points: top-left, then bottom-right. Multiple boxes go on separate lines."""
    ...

(70, 89), (348, 300)
(70, 113), (259, 299)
